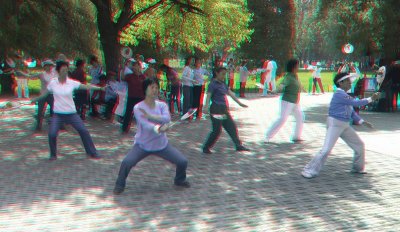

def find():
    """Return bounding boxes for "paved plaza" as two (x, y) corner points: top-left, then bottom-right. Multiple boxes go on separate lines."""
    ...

(0, 93), (399, 231)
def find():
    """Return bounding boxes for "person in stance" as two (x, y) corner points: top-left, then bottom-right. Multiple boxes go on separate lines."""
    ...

(31, 60), (105, 161)
(202, 67), (250, 154)
(301, 72), (381, 179)
(113, 77), (190, 195)
(265, 59), (304, 143)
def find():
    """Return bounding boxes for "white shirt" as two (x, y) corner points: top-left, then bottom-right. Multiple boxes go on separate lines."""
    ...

(47, 78), (81, 114)
(181, 66), (194, 86)
(40, 70), (57, 94)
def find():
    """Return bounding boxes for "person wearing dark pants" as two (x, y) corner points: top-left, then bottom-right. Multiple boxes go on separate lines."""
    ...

(121, 59), (145, 133)
(36, 94), (54, 130)
(70, 59), (89, 120)
(181, 57), (195, 115)
(27, 59), (56, 131)
(202, 67), (250, 154)
(193, 58), (210, 119)
(48, 113), (98, 157)
(31, 60), (105, 160)
(160, 64), (181, 114)
(114, 78), (190, 195)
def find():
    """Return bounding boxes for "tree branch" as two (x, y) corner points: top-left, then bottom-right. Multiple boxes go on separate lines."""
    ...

(117, 0), (166, 31)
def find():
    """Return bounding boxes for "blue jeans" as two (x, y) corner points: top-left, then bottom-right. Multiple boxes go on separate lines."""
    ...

(48, 113), (98, 157)
(115, 143), (188, 188)
(182, 85), (193, 115)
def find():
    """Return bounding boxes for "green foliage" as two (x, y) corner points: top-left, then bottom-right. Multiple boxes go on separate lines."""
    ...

(294, 0), (400, 61)
(119, 0), (253, 54)
(0, 0), (98, 60)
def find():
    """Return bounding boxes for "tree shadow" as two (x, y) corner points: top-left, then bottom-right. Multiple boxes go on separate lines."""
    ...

(0, 103), (398, 231)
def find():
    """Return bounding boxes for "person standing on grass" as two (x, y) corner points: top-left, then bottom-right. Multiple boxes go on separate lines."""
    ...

(312, 63), (325, 94)
(239, 60), (250, 98)
(301, 72), (381, 179)
(227, 58), (235, 90)
(31, 60), (105, 161)
(202, 67), (250, 154)
(113, 77), (190, 195)
(264, 59), (304, 143)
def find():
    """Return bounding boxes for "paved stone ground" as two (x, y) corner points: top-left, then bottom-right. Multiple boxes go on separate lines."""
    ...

(0, 93), (399, 231)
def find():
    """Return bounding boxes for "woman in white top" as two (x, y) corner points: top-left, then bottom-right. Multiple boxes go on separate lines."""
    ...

(181, 57), (195, 115)
(32, 60), (105, 161)
(239, 60), (250, 98)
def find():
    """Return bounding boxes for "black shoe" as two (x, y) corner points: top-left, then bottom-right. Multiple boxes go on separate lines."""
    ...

(88, 153), (103, 159)
(113, 186), (125, 195)
(202, 148), (212, 154)
(174, 181), (191, 188)
(49, 155), (57, 161)
(236, 145), (250, 152)
(291, 139), (305, 143)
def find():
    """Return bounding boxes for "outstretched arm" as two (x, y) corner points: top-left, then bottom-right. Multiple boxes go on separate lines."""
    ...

(227, 89), (247, 108)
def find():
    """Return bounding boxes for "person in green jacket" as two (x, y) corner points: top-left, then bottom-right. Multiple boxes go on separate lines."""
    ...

(265, 59), (304, 143)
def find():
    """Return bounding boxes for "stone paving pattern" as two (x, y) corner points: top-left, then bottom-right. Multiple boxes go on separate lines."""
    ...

(0, 93), (399, 231)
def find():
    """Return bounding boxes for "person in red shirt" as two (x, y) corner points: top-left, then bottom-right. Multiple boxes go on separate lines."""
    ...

(70, 59), (89, 120)
(122, 59), (146, 133)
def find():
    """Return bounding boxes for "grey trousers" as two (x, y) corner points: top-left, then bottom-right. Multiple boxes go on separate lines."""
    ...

(115, 143), (188, 188)
(303, 117), (365, 177)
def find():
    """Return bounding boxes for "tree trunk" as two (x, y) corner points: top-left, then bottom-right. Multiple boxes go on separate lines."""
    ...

(96, 7), (121, 73)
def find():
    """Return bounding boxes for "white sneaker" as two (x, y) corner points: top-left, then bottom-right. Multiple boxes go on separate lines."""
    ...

(301, 171), (314, 179)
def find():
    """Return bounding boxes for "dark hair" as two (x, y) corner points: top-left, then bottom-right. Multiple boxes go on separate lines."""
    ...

(212, 67), (227, 78)
(88, 55), (98, 64)
(142, 77), (160, 94)
(55, 60), (69, 72)
(333, 72), (349, 87)
(286, 59), (299, 72)
(184, 57), (192, 66)
(75, 58), (85, 68)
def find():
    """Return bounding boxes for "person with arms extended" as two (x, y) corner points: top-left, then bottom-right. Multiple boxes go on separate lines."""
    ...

(31, 60), (105, 161)
(202, 67), (250, 154)
(301, 72), (381, 179)
(265, 59), (304, 143)
(113, 77), (190, 195)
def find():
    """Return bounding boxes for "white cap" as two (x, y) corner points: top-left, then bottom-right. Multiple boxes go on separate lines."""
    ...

(42, 59), (55, 67)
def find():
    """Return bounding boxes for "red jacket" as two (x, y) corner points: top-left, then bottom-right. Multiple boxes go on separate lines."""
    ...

(125, 73), (145, 98)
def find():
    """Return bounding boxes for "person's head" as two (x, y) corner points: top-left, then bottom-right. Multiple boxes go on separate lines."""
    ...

(195, 58), (202, 68)
(214, 67), (227, 81)
(75, 58), (85, 69)
(88, 55), (98, 66)
(42, 59), (55, 72)
(286, 59), (299, 73)
(55, 60), (69, 78)
(334, 72), (352, 90)
(142, 77), (160, 99)
(185, 57), (192, 66)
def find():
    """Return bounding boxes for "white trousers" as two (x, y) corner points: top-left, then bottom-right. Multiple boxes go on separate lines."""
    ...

(303, 117), (365, 176)
(265, 100), (303, 140)
(262, 75), (276, 95)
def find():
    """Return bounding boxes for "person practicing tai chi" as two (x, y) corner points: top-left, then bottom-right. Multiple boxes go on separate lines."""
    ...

(202, 67), (250, 154)
(265, 59), (304, 143)
(301, 72), (381, 179)
(113, 77), (190, 195)
(31, 60), (105, 161)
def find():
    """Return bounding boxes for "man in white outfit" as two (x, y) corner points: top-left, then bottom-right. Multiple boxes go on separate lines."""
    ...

(262, 56), (278, 96)
(302, 72), (381, 179)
